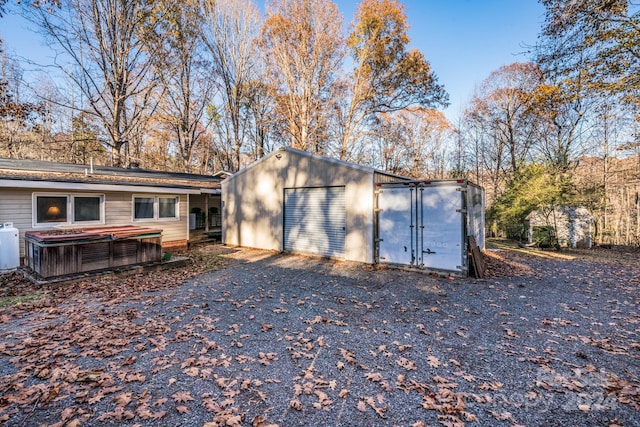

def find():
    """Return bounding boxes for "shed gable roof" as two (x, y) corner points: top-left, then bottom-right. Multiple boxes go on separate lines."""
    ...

(224, 146), (408, 183)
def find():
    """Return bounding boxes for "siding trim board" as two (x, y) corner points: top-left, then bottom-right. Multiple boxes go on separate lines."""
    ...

(0, 179), (200, 194)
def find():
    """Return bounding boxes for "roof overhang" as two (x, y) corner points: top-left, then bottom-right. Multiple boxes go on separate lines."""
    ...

(0, 179), (202, 194)
(200, 188), (222, 195)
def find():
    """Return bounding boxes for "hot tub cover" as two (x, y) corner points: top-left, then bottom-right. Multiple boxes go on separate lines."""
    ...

(25, 225), (162, 244)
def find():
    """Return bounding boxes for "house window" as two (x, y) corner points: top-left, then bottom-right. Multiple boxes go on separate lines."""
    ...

(133, 195), (179, 221)
(36, 195), (67, 224)
(159, 197), (177, 219)
(74, 196), (101, 222)
(134, 197), (155, 219)
(34, 193), (105, 226)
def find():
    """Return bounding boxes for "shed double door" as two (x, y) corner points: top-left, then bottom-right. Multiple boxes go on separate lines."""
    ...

(284, 187), (346, 258)
(377, 183), (465, 272)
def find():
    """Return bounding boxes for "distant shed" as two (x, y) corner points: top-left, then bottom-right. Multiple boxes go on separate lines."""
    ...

(527, 206), (595, 249)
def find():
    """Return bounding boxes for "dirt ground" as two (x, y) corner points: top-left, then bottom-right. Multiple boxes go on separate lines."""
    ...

(0, 243), (639, 426)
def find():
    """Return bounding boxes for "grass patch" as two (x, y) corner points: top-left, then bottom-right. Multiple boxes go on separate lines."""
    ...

(0, 292), (45, 308)
(486, 238), (577, 260)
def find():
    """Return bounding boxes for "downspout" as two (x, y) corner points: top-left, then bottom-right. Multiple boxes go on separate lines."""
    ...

(186, 195), (190, 247)
(204, 192), (209, 233)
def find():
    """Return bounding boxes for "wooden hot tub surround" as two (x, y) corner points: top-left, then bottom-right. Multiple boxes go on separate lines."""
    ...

(25, 225), (163, 279)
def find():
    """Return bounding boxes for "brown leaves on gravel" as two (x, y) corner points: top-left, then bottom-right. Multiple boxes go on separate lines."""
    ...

(483, 250), (537, 278)
(1, 245), (639, 426)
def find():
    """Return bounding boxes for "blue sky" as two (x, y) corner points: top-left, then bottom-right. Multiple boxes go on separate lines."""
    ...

(1, 0), (545, 123)
(371, 0), (545, 121)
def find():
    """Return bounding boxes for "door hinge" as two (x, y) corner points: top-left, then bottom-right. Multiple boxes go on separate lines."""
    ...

(456, 209), (467, 214)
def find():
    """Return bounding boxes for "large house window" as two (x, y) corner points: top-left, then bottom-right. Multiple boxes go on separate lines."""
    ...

(33, 193), (105, 227)
(133, 195), (179, 221)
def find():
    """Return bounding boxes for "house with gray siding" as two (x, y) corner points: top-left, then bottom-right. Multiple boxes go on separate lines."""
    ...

(0, 158), (225, 261)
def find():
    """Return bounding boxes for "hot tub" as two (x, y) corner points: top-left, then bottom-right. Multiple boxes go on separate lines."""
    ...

(25, 225), (162, 279)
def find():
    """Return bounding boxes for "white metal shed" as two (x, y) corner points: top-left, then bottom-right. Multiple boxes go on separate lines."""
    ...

(222, 147), (485, 275)
(222, 147), (403, 263)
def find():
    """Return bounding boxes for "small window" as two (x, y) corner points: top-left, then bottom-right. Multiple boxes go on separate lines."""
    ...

(133, 195), (179, 221)
(74, 196), (101, 222)
(134, 197), (155, 219)
(159, 197), (178, 219)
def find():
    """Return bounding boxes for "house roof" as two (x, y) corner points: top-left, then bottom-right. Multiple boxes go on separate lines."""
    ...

(224, 146), (409, 182)
(0, 158), (221, 194)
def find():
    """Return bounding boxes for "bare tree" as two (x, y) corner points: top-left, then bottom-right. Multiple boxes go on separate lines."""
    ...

(0, 47), (46, 159)
(370, 112), (406, 174)
(0, 0), (60, 18)
(368, 107), (453, 178)
(144, 0), (213, 172)
(260, 0), (345, 153)
(202, 0), (262, 172)
(471, 63), (542, 174)
(242, 78), (277, 160)
(26, 0), (159, 167)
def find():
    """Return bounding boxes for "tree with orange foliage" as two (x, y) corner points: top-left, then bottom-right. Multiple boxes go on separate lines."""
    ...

(339, 0), (448, 161)
(260, 0), (345, 154)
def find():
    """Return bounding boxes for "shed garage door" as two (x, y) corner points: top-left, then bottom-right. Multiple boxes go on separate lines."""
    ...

(284, 187), (345, 258)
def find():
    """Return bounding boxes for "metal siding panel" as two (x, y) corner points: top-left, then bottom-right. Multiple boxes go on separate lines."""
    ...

(284, 187), (345, 258)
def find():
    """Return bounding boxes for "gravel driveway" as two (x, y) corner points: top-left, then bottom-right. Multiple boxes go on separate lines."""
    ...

(1, 246), (639, 426)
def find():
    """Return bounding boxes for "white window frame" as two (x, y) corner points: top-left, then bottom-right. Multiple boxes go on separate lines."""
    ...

(32, 193), (106, 227)
(132, 195), (180, 222)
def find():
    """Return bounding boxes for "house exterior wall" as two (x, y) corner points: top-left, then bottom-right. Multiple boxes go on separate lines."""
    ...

(222, 149), (375, 263)
(0, 189), (31, 257)
(0, 187), (189, 258)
